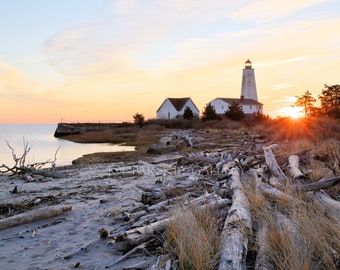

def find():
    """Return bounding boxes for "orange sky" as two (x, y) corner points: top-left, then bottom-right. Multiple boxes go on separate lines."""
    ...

(1, 0), (339, 123)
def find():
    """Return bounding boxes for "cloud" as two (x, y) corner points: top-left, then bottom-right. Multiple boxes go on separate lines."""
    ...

(0, 61), (38, 93)
(229, 0), (328, 24)
(272, 82), (299, 91)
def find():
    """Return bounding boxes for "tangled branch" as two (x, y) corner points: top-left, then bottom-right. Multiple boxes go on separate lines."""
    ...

(0, 139), (62, 178)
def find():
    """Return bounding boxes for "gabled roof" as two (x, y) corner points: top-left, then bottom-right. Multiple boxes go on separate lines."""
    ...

(157, 97), (200, 113)
(168, 97), (191, 111)
(213, 97), (263, 105)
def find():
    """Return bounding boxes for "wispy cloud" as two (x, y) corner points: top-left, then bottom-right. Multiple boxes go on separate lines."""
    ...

(230, 0), (329, 24)
(0, 61), (38, 93)
(272, 82), (299, 91)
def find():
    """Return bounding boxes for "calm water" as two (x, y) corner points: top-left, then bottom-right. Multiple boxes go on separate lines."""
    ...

(0, 124), (135, 167)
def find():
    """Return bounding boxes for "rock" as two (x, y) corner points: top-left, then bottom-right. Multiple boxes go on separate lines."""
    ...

(146, 144), (176, 155)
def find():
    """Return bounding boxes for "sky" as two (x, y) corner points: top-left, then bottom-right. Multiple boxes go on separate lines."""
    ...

(1, 0), (339, 123)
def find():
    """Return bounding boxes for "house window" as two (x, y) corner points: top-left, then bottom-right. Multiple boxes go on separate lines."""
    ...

(250, 105), (252, 109)
(168, 112), (170, 119)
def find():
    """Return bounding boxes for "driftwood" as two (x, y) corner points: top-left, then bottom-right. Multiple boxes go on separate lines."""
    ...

(259, 182), (302, 204)
(114, 198), (230, 251)
(219, 165), (252, 270)
(263, 145), (288, 184)
(314, 191), (340, 212)
(287, 155), (304, 180)
(0, 205), (72, 231)
(254, 223), (270, 270)
(55, 129), (339, 269)
(0, 140), (62, 178)
(288, 175), (340, 192)
(115, 135), (339, 268)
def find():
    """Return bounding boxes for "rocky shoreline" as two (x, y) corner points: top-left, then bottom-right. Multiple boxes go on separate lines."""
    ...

(54, 123), (130, 137)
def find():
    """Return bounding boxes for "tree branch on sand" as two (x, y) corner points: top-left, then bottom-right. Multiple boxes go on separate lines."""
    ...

(0, 139), (64, 178)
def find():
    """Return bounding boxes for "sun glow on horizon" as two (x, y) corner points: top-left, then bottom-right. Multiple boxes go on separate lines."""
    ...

(280, 106), (304, 119)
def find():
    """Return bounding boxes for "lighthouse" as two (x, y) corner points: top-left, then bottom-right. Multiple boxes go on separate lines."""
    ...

(241, 59), (258, 101)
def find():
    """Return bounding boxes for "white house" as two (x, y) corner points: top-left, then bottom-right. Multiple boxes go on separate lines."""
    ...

(156, 97), (200, 119)
(209, 59), (263, 116)
(210, 97), (263, 115)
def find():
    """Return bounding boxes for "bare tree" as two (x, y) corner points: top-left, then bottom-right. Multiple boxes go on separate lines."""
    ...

(0, 139), (62, 178)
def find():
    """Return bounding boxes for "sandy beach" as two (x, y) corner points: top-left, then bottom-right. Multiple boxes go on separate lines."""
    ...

(0, 152), (179, 269)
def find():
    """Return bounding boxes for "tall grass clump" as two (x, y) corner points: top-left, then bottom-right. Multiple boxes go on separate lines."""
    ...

(267, 196), (340, 270)
(244, 181), (340, 270)
(166, 204), (222, 270)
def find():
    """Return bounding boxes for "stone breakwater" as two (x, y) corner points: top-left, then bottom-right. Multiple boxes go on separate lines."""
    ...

(53, 122), (131, 137)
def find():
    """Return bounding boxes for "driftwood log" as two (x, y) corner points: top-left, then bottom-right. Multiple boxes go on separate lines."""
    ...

(219, 164), (252, 270)
(114, 198), (231, 251)
(287, 155), (304, 180)
(0, 205), (72, 231)
(263, 145), (288, 184)
(0, 140), (63, 178)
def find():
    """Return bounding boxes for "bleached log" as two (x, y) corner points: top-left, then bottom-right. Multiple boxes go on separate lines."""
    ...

(289, 175), (340, 192)
(259, 183), (302, 204)
(0, 205), (72, 231)
(314, 191), (340, 212)
(219, 166), (252, 270)
(263, 145), (288, 184)
(115, 198), (230, 251)
(287, 155), (304, 181)
(64, 239), (101, 259)
(255, 223), (270, 270)
(25, 168), (66, 178)
(105, 241), (149, 268)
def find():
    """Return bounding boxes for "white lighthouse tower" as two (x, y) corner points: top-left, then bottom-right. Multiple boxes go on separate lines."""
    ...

(241, 59), (258, 101)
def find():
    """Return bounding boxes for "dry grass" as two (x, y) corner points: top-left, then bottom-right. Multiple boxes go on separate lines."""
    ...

(62, 126), (161, 149)
(251, 116), (340, 142)
(166, 204), (222, 270)
(244, 181), (340, 270)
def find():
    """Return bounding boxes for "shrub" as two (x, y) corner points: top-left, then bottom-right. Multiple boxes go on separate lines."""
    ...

(225, 101), (245, 120)
(133, 112), (145, 127)
(201, 103), (220, 122)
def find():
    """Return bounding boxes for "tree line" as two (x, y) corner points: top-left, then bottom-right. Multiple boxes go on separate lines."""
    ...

(133, 84), (339, 125)
(293, 84), (340, 118)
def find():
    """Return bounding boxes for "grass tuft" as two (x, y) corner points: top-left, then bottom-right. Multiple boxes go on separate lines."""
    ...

(166, 204), (222, 270)
(244, 181), (340, 270)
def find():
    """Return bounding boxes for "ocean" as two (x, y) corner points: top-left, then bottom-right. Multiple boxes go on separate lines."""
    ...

(0, 124), (135, 167)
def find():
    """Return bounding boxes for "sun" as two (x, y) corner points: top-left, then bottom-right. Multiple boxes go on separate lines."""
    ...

(286, 107), (303, 119)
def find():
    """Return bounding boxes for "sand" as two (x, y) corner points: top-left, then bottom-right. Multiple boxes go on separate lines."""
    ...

(0, 154), (176, 270)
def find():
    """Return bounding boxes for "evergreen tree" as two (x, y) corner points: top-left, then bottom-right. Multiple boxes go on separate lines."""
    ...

(183, 106), (194, 120)
(201, 103), (220, 121)
(225, 101), (245, 120)
(133, 112), (145, 127)
(293, 90), (316, 118)
(318, 84), (340, 118)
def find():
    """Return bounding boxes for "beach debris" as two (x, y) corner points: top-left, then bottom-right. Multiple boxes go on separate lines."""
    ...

(0, 205), (72, 231)
(95, 129), (339, 269)
(1, 127), (339, 269)
(0, 140), (64, 178)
